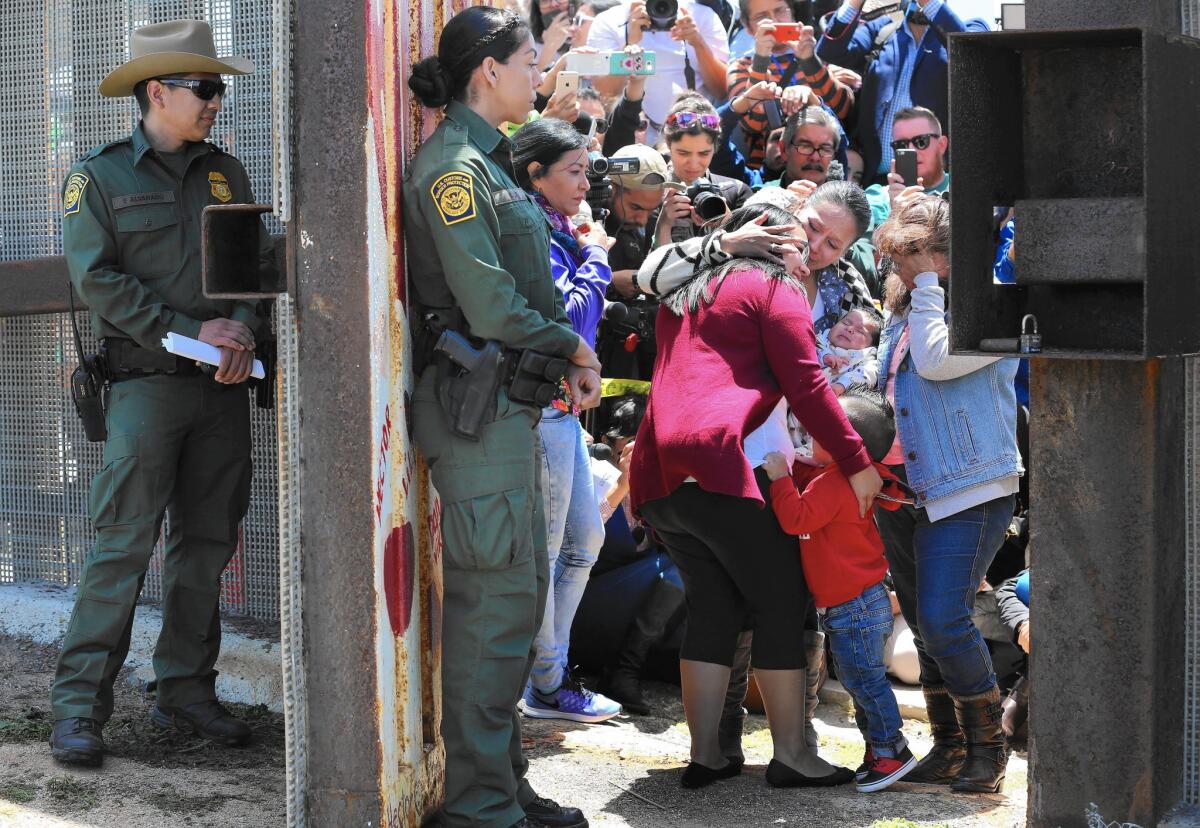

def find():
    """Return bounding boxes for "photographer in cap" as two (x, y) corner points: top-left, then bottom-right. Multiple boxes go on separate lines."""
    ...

(50, 19), (273, 767)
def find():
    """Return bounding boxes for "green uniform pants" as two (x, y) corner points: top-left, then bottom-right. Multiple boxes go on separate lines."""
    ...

(51, 374), (252, 723)
(413, 369), (550, 828)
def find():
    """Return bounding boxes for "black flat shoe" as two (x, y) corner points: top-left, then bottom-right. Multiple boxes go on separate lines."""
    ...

(765, 759), (855, 788)
(681, 759), (742, 788)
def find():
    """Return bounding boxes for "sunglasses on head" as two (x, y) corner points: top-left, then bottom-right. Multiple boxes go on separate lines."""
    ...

(890, 132), (939, 151)
(666, 111), (720, 131)
(156, 77), (227, 101)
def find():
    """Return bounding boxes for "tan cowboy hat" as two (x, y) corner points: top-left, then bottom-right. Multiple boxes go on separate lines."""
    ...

(99, 20), (254, 98)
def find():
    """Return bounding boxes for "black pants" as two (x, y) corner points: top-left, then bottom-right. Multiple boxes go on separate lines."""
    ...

(639, 470), (809, 670)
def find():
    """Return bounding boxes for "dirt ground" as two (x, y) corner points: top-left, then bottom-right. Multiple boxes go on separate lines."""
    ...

(0, 633), (1027, 827)
(0, 635), (286, 827)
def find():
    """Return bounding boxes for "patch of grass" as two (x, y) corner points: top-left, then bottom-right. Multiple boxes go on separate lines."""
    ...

(871, 820), (950, 828)
(0, 713), (53, 743)
(45, 776), (98, 811)
(0, 782), (39, 803)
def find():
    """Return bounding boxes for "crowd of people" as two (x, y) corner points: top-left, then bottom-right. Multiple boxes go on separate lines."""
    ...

(404, 2), (1031, 826)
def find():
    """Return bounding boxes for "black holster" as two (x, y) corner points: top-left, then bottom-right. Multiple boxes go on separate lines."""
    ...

(434, 344), (504, 442)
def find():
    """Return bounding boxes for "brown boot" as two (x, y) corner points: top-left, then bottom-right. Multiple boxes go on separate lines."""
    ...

(906, 685), (966, 783)
(949, 686), (1008, 793)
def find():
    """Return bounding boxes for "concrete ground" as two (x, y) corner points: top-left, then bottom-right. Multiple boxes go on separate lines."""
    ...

(522, 681), (1028, 828)
(0, 582), (1028, 827)
(520, 676), (1027, 825)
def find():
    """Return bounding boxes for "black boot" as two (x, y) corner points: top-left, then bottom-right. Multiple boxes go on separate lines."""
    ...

(717, 630), (752, 768)
(950, 686), (1008, 793)
(151, 699), (251, 746)
(600, 579), (684, 716)
(804, 630), (826, 749)
(50, 717), (104, 766)
(906, 685), (967, 784)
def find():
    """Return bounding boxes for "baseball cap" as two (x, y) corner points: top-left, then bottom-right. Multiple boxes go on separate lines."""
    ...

(609, 144), (669, 191)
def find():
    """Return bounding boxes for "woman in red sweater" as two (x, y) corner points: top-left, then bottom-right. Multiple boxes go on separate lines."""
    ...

(630, 205), (883, 789)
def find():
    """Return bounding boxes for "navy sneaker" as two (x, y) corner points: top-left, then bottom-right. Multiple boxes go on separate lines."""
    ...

(857, 746), (918, 792)
(519, 674), (621, 723)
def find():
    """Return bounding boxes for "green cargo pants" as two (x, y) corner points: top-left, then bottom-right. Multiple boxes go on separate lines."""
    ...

(51, 374), (252, 723)
(413, 368), (550, 828)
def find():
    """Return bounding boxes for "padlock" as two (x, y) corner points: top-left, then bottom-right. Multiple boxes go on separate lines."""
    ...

(1019, 314), (1042, 354)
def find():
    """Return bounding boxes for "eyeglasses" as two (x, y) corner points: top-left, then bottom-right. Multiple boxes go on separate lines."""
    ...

(890, 132), (940, 151)
(789, 140), (835, 158)
(666, 111), (720, 131)
(155, 77), (227, 101)
(574, 12), (594, 26)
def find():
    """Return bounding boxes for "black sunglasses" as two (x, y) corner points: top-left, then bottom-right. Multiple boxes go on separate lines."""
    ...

(890, 132), (939, 151)
(156, 77), (228, 101)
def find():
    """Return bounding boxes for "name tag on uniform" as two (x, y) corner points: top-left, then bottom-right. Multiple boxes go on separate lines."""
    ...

(112, 191), (176, 210)
(492, 188), (529, 207)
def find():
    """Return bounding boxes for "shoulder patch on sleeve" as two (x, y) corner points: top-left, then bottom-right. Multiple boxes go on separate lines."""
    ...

(430, 171), (477, 226)
(63, 173), (90, 216)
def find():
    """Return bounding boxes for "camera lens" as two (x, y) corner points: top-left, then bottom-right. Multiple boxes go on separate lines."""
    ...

(587, 151), (610, 176)
(646, 0), (678, 29)
(693, 191), (727, 221)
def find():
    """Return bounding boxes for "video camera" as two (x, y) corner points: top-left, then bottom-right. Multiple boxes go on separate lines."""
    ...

(585, 152), (642, 222)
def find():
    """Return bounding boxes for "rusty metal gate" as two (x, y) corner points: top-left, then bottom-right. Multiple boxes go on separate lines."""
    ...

(0, 0), (289, 623)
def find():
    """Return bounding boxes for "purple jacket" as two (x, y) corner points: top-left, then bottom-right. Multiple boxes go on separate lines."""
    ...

(550, 237), (612, 349)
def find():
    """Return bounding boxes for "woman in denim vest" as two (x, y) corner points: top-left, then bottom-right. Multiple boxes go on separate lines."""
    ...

(872, 196), (1022, 795)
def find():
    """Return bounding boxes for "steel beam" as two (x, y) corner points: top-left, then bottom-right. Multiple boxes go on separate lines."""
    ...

(1028, 359), (1186, 826)
(1025, 0), (1180, 33)
(0, 258), (74, 316)
(291, 0), (382, 823)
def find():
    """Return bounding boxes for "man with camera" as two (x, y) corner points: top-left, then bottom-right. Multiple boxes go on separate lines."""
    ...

(593, 144), (671, 383)
(863, 105), (948, 232)
(726, 0), (856, 173)
(587, 0), (730, 143)
(816, 0), (988, 186)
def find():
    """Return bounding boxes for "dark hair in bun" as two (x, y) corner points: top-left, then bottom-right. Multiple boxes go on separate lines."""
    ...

(408, 7), (531, 109)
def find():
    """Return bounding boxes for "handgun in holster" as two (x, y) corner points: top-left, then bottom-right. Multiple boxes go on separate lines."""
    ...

(434, 330), (505, 441)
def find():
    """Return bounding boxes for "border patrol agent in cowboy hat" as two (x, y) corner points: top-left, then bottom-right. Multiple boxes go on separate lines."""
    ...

(50, 19), (275, 767)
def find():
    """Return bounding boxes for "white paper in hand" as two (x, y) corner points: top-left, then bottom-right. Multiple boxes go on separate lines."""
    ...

(161, 332), (265, 379)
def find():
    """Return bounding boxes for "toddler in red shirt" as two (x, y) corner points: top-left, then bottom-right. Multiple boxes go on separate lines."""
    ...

(763, 386), (915, 793)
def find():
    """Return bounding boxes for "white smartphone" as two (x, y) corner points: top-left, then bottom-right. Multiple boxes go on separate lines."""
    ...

(555, 70), (579, 96)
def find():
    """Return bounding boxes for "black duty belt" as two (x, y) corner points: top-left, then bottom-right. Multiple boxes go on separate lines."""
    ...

(101, 337), (202, 381)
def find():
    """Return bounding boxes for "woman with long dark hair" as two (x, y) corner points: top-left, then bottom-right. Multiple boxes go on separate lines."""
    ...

(405, 8), (601, 827)
(630, 205), (883, 789)
(510, 118), (623, 724)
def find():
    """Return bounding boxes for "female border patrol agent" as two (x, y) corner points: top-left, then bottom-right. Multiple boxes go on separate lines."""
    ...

(405, 8), (602, 828)
(50, 20), (274, 766)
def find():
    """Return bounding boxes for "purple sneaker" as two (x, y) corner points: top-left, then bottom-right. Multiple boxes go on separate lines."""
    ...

(520, 674), (622, 723)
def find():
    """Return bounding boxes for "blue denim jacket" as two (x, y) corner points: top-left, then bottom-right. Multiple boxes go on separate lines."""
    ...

(876, 307), (1022, 506)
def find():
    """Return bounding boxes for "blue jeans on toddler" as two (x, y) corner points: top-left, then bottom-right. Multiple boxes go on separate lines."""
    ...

(820, 581), (907, 758)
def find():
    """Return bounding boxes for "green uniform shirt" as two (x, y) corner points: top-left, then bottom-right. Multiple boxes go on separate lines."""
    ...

(62, 122), (267, 349)
(403, 101), (578, 359)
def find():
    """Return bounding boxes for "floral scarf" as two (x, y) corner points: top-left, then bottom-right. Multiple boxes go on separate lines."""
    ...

(532, 191), (585, 266)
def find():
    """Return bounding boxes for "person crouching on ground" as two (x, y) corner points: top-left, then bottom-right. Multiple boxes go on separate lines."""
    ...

(762, 386), (916, 793)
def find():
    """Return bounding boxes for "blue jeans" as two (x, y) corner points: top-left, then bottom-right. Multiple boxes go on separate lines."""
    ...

(821, 582), (906, 757)
(530, 409), (605, 692)
(876, 491), (1016, 697)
